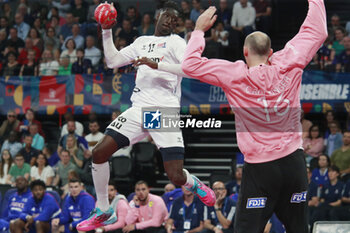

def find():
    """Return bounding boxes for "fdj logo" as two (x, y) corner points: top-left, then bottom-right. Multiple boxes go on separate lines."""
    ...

(143, 110), (162, 129)
(246, 197), (267, 209)
(290, 191), (307, 203)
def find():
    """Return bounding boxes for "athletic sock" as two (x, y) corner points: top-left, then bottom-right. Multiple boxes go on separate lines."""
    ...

(183, 168), (195, 189)
(92, 162), (110, 212)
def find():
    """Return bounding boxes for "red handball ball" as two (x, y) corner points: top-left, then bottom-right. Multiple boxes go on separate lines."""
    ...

(94, 3), (117, 27)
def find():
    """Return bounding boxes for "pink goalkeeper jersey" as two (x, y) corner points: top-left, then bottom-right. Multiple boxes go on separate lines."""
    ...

(182, 0), (327, 163)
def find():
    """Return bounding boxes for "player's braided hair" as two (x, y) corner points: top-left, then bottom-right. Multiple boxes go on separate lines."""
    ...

(162, 1), (181, 14)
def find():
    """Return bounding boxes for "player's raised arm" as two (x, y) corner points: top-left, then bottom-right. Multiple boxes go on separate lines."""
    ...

(271, 0), (327, 70)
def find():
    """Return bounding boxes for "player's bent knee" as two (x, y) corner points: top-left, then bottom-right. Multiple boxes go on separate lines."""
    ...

(160, 147), (184, 162)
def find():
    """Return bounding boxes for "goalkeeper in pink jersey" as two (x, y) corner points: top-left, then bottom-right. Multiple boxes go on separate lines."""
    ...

(179, 1), (327, 233)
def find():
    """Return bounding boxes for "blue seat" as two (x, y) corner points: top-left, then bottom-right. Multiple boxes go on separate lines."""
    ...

(1, 189), (16, 218)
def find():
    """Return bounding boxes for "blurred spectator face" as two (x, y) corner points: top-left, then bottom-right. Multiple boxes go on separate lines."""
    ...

(15, 176), (28, 191)
(8, 131), (17, 143)
(310, 125), (320, 139)
(329, 122), (339, 135)
(111, 111), (120, 120)
(2, 3), (10, 13)
(47, 27), (56, 37)
(185, 19), (194, 30)
(127, 7), (136, 19)
(76, 50), (84, 59)
(108, 184), (117, 202)
(32, 184), (45, 200)
(7, 111), (16, 123)
(192, 0), (201, 10)
(219, 0), (228, 10)
(326, 111), (334, 123)
(75, 0), (83, 6)
(164, 183), (175, 193)
(18, 4), (28, 15)
(66, 135), (75, 149)
(181, 0), (190, 11)
(7, 53), (16, 64)
(33, 18), (41, 29)
(0, 17), (8, 28)
(240, 0), (248, 7)
(328, 168), (339, 181)
(72, 24), (80, 36)
(143, 14), (152, 25)
(343, 132), (350, 146)
(60, 56), (70, 68)
(14, 13), (24, 25)
(2, 150), (11, 161)
(343, 37), (350, 50)
(181, 185), (193, 196)
(334, 29), (344, 41)
(9, 28), (18, 39)
(27, 50), (36, 61)
(216, 22), (224, 31)
(0, 29), (6, 42)
(25, 38), (33, 49)
(122, 20), (132, 32)
(60, 151), (71, 164)
(25, 109), (35, 121)
(89, 122), (99, 134)
(51, 7), (59, 17)
(331, 15), (340, 27)
(36, 154), (46, 167)
(235, 166), (243, 180)
(42, 50), (53, 61)
(29, 124), (39, 136)
(318, 155), (328, 168)
(86, 36), (95, 48)
(67, 121), (76, 134)
(66, 39), (76, 50)
(15, 156), (25, 168)
(66, 13), (74, 25)
(24, 135), (33, 147)
(69, 181), (83, 197)
(212, 181), (227, 199)
(135, 183), (149, 202)
(50, 17), (59, 27)
(64, 112), (74, 121)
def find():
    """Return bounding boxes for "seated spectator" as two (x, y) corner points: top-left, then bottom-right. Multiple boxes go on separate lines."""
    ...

(59, 12), (74, 41)
(19, 49), (39, 76)
(84, 35), (101, 69)
(0, 149), (12, 184)
(253, 0), (272, 34)
(60, 38), (77, 64)
(85, 120), (104, 151)
(95, 181), (130, 232)
(0, 16), (10, 35)
(1, 131), (22, 159)
(115, 19), (139, 46)
(328, 14), (342, 41)
(17, 108), (44, 139)
(51, 0), (71, 18)
(217, 0), (232, 29)
(124, 180), (168, 232)
(190, 0), (203, 23)
(53, 149), (78, 188)
(17, 38), (41, 65)
(230, 0), (256, 37)
(57, 120), (88, 155)
(225, 165), (242, 197)
(42, 146), (60, 167)
(61, 24), (84, 50)
(308, 166), (320, 227)
(0, 28), (7, 55)
(211, 21), (229, 47)
(314, 36), (333, 71)
(52, 179), (95, 233)
(164, 183), (176, 194)
(175, 16), (186, 35)
(330, 27), (346, 59)
(30, 153), (55, 186)
(138, 13), (155, 36)
(0, 110), (20, 145)
(326, 121), (343, 156)
(71, 0), (87, 24)
(6, 28), (25, 53)
(301, 109), (312, 139)
(97, 57), (118, 75)
(66, 134), (84, 169)
(60, 112), (84, 137)
(0, 176), (31, 231)
(39, 49), (59, 75)
(14, 13), (30, 41)
(323, 110), (336, 139)
(72, 48), (92, 74)
(7, 153), (31, 185)
(87, 0), (101, 23)
(330, 131), (350, 178)
(18, 134), (39, 166)
(180, 0), (191, 20)
(79, 145), (94, 195)
(334, 36), (350, 73)
(310, 165), (344, 228)
(311, 154), (330, 186)
(165, 186), (204, 233)
(330, 178), (350, 221)
(303, 125), (324, 163)
(10, 180), (60, 233)
(126, 6), (141, 28)
(1, 51), (20, 76)
(44, 26), (60, 51)
(46, 8), (65, 28)
(58, 55), (72, 75)
(27, 27), (44, 53)
(203, 181), (235, 233)
(28, 123), (45, 151)
(32, 18), (46, 39)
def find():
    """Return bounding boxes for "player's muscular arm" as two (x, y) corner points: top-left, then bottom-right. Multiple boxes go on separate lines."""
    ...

(133, 57), (189, 77)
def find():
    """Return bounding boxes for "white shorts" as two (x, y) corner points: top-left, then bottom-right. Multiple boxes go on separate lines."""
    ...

(106, 106), (184, 149)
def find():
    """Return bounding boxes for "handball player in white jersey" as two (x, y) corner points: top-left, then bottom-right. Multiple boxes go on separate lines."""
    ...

(77, 1), (215, 231)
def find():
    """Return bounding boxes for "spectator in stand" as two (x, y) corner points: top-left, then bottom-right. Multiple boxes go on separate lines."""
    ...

(162, 184), (183, 211)
(334, 36), (350, 73)
(18, 134), (39, 166)
(39, 49), (59, 75)
(0, 3), (14, 26)
(58, 120), (88, 155)
(0, 29), (7, 56)
(253, 0), (271, 34)
(225, 165), (242, 198)
(61, 112), (84, 137)
(126, 6), (141, 28)
(71, 0), (87, 24)
(0, 176), (32, 232)
(303, 125), (324, 164)
(59, 12), (74, 41)
(65, 134), (84, 169)
(182, 19), (195, 42)
(28, 123), (45, 151)
(44, 26), (60, 51)
(17, 38), (41, 65)
(203, 181), (236, 233)
(1, 131), (22, 159)
(28, 27), (44, 53)
(49, 0), (71, 18)
(231, 0), (256, 37)
(165, 186), (204, 233)
(47, 7), (66, 26)
(42, 146), (60, 167)
(217, 0), (232, 29)
(326, 121), (343, 156)
(310, 165), (344, 229)
(58, 54), (72, 75)
(1, 52), (20, 76)
(32, 17), (46, 39)
(138, 13), (155, 36)
(96, 181), (130, 232)
(19, 49), (39, 76)
(328, 14), (342, 41)
(324, 110), (336, 139)
(16, 3), (32, 25)
(124, 180), (168, 233)
(190, 0), (203, 23)
(175, 17), (186, 36)
(115, 19), (139, 46)
(330, 131), (350, 178)
(62, 24), (85, 50)
(181, 0), (191, 19)
(85, 120), (104, 151)
(330, 27), (346, 59)
(14, 13), (30, 41)
(60, 38), (77, 64)
(0, 110), (20, 145)
(0, 149), (13, 184)
(79, 145), (94, 195)
(53, 149), (78, 188)
(307, 166), (320, 228)
(17, 108), (44, 138)
(211, 21), (229, 47)
(330, 178), (350, 220)
(164, 183), (176, 193)
(10, 180), (60, 233)
(87, 0), (101, 23)
(0, 17), (10, 35)
(7, 153), (31, 185)
(46, 16), (61, 37)
(30, 153), (55, 186)
(84, 35), (101, 69)
(314, 35), (333, 71)
(311, 154), (330, 187)
(51, 178), (95, 233)
(72, 48), (92, 74)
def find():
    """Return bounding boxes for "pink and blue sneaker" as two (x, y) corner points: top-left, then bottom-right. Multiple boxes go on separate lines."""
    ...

(187, 175), (216, 206)
(76, 207), (117, 231)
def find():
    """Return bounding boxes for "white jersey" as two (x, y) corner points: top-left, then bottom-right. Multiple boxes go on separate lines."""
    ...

(120, 34), (186, 108)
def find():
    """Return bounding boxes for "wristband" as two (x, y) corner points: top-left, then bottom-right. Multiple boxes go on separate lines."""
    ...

(215, 208), (221, 211)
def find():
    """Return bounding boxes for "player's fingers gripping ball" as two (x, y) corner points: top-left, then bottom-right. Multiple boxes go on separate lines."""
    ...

(94, 2), (117, 28)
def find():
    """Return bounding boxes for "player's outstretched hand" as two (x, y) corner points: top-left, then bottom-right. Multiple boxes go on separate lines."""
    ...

(132, 57), (158, 69)
(194, 6), (217, 32)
